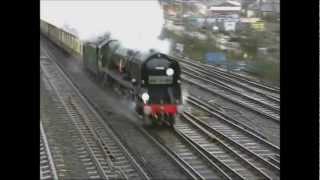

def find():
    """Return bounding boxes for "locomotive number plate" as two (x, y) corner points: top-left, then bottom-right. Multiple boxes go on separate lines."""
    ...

(148, 76), (173, 85)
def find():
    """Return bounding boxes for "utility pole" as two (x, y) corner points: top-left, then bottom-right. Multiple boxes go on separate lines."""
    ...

(272, 0), (277, 18)
(258, 0), (262, 18)
(181, 0), (186, 19)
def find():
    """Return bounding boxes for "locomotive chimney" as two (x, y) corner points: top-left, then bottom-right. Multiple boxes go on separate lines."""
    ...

(150, 49), (155, 53)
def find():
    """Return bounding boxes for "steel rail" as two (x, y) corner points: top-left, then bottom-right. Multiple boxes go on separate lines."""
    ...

(182, 63), (280, 104)
(183, 68), (280, 113)
(148, 128), (235, 180)
(170, 55), (280, 93)
(40, 122), (59, 180)
(187, 96), (280, 153)
(41, 50), (150, 180)
(183, 76), (280, 123)
(176, 115), (273, 179)
(183, 112), (280, 178)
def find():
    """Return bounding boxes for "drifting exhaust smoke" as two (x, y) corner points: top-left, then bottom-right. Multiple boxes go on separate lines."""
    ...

(176, 88), (189, 113)
(182, 88), (189, 105)
(40, 0), (170, 53)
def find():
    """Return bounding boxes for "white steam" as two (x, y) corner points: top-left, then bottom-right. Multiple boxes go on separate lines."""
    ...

(182, 88), (189, 105)
(40, 0), (170, 53)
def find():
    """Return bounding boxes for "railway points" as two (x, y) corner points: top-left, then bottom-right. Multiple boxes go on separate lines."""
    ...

(175, 115), (276, 179)
(40, 18), (280, 179)
(41, 36), (196, 179)
(173, 56), (280, 96)
(181, 73), (279, 123)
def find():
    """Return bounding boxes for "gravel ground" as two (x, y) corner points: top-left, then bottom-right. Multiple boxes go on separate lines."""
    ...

(41, 69), (92, 179)
(41, 35), (191, 180)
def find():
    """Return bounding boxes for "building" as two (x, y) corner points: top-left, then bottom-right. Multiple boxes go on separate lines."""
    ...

(162, 2), (179, 17)
(165, 0), (242, 32)
(246, 0), (280, 18)
(190, 2), (208, 15)
(205, 0), (241, 32)
(207, 0), (241, 18)
(239, 17), (265, 31)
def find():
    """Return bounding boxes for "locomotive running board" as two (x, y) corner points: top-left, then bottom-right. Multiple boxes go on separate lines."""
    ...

(102, 69), (134, 90)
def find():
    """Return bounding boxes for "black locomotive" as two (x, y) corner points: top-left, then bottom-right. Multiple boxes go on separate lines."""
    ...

(83, 35), (182, 126)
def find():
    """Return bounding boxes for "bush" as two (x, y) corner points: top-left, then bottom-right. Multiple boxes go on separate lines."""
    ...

(263, 14), (278, 22)
(162, 28), (219, 61)
(245, 60), (279, 84)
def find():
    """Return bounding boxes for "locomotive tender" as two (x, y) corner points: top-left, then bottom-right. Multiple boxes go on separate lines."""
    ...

(41, 20), (183, 126)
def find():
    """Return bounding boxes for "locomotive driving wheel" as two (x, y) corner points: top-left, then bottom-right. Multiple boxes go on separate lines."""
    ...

(168, 115), (176, 128)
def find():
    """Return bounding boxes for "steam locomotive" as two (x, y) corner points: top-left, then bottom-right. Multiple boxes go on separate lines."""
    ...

(84, 35), (182, 126)
(40, 20), (182, 126)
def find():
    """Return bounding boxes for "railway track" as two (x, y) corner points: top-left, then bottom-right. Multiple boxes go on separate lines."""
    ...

(176, 115), (278, 179)
(143, 127), (234, 179)
(182, 63), (280, 106)
(186, 96), (280, 147)
(41, 36), (280, 179)
(184, 96), (280, 176)
(182, 66), (279, 113)
(182, 69), (280, 123)
(142, 115), (278, 180)
(171, 55), (280, 96)
(40, 50), (150, 180)
(40, 122), (59, 180)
